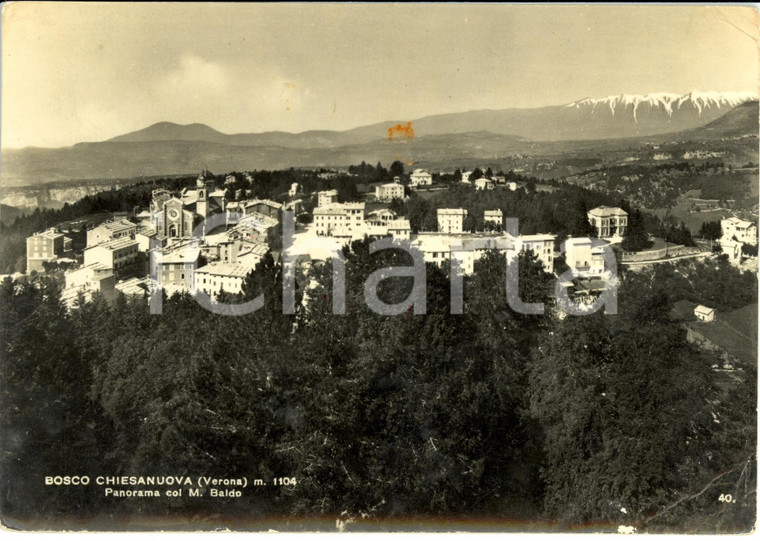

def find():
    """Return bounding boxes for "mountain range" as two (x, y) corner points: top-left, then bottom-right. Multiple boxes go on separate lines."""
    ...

(2, 91), (757, 185)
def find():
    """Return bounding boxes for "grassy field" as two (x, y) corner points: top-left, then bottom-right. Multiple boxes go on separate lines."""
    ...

(651, 201), (728, 235)
(689, 303), (758, 367)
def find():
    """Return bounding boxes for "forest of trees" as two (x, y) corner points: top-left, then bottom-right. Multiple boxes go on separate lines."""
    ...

(1, 239), (756, 532)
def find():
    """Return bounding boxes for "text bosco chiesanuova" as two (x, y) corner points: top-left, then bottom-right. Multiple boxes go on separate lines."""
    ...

(45, 475), (297, 498)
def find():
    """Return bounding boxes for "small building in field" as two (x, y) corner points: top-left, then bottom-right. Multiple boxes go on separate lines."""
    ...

(694, 305), (715, 322)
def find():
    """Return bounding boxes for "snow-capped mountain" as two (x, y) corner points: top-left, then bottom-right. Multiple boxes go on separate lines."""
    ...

(3, 91), (756, 184)
(566, 91), (758, 122)
(401, 91), (757, 142)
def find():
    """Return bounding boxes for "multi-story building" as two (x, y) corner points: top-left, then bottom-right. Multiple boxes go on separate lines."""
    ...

(154, 241), (201, 291)
(720, 237), (743, 263)
(218, 235), (269, 269)
(243, 199), (283, 220)
(512, 234), (556, 272)
(721, 216), (757, 246)
(317, 189), (338, 208)
(437, 208), (467, 234)
(227, 213), (279, 243)
(587, 206), (628, 239)
(86, 219), (137, 247)
(564, 237), (609, 276)
(409, 169), (433, 187)
(61, 263), (116, 309)
(26, 228), (72, 272)
(313, 203), (365, 237)
(375, 182), (405, 202)
(412, 234), (512, 276)
(387, 219), (411, 240)
(484, 210), (503, 228)
(194, 262), (251, 297)
(83, 237), (140, 276)
(135, 226), (160, 252)
(366, 209), (397, 227)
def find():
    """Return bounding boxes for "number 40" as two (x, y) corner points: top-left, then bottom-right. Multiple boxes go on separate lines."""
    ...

(718, 494), (736, 503)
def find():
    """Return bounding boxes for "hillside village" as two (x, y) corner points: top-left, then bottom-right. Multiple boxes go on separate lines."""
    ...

(17, 163), (758, 369)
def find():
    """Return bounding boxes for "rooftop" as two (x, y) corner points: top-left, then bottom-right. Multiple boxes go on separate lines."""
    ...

(160, 242), (201, 264)
(438, 208), (468, 216)
(196, 262), (252, 278)
(724, 216), (755, 228)
(519, 234), (556, 242)
(588, 206), (628, 218)
(94, 218), (136, 233)
(87, 237), (139, 251)
(31, 228), (64, 240)
(388, 219), (411, 229)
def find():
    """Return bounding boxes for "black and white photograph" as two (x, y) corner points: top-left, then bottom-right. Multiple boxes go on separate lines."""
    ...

(0, 3), (757, 533)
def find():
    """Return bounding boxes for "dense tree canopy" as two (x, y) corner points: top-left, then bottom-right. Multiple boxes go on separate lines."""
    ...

(0, 232), (755, 531)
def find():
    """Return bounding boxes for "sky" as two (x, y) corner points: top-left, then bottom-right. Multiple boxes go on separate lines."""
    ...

(2, 3), (758, 148)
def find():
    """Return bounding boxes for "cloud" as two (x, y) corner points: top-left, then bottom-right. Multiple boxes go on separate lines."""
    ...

(159, 54), (231, 97)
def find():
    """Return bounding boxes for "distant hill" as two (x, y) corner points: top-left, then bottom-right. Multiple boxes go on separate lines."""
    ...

(103, 92), (759, 148)
(688, 100), (759, 138)
(107, 122), (228, 144)
(2, 92), (757, 185)
(0, 204), (28, 225)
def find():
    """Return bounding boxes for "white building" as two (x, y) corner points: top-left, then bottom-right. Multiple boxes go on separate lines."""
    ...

(461, 171), (472, 183)
(61, 263), (116, 309)
(387, 219), (411, 240)
(375, 182), (405, 202)
(218, 235), (269, 269)
(135, 226), (159, 252)
(154, 241), (201, 291)
(289, 182), (300, 197)
(511, 234), (556, 272)
(721, 237), (743, 264)
(588, 206), (628, 239)
(366, 208), (397, 226)
(721, 216), (757, 246)
(83, 237), (140, 276)
(412, 234), (512, 275)
(437, 208), (468, 234)
(26, 228), (73, 272)
(484, 210), (503, 228)
(317, 189), (338, 208)
(194, 262), (252, 297)
(409, 169), (433, 187)
(475, 178), (494, 190)
(564, 237), (609, 276)
(313, 202), (366, 237)
(694, 305), (715, 322)
(86, 219), (137, 247)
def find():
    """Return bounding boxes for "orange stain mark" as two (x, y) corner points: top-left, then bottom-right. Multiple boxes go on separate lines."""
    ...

(387, 121), (414, 141)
